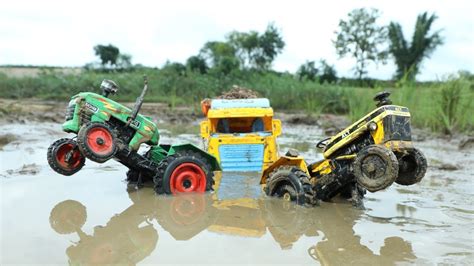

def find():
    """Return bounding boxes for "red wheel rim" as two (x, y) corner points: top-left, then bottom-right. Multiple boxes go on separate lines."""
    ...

(169, 163), (207, 194)
(55, 143), (83, 169)
(86, 127), (114, 155)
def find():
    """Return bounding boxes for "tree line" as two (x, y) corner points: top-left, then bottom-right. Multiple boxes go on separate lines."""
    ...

(91, 8), (443, 83)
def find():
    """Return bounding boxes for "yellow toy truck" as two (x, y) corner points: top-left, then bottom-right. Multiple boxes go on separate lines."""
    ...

(261, 91), (427, 207)
(200, 98), (281, 172)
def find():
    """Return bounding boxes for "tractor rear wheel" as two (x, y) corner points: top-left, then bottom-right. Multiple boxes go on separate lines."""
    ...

(396, 148), (427, 185)
(353, 145), (399, 192)
(77, 122), (117, 163)
(265, 166), (315, 206)
(47, 138), (85, 176)
(153, 151), (214, 194)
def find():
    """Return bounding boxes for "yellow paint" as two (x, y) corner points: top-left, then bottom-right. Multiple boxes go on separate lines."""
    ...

(310, 159), (334, 176)
(260, 156), (309, 184)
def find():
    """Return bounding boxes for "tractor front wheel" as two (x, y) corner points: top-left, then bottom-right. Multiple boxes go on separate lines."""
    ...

(396, 148), (427, 185)
(47, 138), (85, 176)
(154, 151), (214, 194)
(77, 122), (117, 163)
(265, 166), (315, 206)
(353, 145), (399, 192)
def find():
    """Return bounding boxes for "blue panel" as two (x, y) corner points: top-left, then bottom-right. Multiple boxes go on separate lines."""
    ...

(211, 98), (270, 109)
(218, 144), (264, 172)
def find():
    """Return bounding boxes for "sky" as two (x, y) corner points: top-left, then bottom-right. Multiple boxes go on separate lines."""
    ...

(0, 0), (473, 81)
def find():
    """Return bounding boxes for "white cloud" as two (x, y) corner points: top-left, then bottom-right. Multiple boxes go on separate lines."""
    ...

(0, 0), (472, 80)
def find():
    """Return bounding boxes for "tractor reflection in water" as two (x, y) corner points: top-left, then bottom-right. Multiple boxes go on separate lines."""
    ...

(49, 189), (416, 265)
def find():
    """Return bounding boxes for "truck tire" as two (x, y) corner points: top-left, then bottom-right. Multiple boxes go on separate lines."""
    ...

(47, 138), (85, 176)
(396, 148), (427, 185)
(153, 151), (214, 194)
(265, 166), (315, 206)
(353, 145), (398, 192)
(77, 122), (117, 163)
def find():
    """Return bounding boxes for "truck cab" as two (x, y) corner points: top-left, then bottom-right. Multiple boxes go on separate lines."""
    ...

(200, 98), (281, 172)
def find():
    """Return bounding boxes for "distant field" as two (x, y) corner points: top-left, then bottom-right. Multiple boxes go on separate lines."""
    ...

(0, 66), (82, 78)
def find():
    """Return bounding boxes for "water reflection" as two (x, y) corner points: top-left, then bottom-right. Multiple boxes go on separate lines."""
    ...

(49, 190), (416, 265)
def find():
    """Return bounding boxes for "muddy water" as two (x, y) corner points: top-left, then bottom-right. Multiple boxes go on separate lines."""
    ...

(1, 122), (473, 265)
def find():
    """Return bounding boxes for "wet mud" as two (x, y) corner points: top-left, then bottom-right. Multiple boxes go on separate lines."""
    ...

(1, 116), (473, 264)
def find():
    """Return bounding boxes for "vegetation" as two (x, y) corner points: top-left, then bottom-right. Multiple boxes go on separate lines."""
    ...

(388, 12), (443, 80)
(334, 8), (388, 80)
(0, 67), (472, 134)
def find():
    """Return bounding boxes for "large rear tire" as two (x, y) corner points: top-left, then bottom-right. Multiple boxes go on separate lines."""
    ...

(77, 122), (117, 163)
(47, 138), (85, 176)
(265, 166), (315, 206)
(353, 145), (398, 192)
(153, 151), (214, 195)
(396, 148), (427, 185)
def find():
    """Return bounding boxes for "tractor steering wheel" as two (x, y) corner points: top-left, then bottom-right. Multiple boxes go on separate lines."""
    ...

(316, 137), (331, 150)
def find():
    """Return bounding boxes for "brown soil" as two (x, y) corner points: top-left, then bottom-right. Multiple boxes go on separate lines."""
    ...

(216, 85), (259, 99)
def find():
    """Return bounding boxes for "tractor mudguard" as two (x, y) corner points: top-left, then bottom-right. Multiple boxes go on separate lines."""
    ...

(168, 144), (221, 171)
(260, 155), (309, 185)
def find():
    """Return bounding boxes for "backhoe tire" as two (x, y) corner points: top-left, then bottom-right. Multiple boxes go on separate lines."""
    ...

(153, 151), (214, 195)
(47, 138), (85, 176)
(77, 122), (117, 163)
(353, 145), (398, 192)
(396, 148), (427, 185)
(265, 166), (315, 206)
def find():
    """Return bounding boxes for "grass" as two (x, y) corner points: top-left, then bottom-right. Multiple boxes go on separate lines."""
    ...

(0, 68), (472, 134)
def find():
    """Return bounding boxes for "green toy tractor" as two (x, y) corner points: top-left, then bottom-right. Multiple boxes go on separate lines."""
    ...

(47, 77), (220, 194)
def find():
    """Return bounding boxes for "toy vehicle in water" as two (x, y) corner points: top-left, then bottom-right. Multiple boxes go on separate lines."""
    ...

(200, 98), (281, 172)
(46, 77), (220, 194)
(261, 91), (427, 206)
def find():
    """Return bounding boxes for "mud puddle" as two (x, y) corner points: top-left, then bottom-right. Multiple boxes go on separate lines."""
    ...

(1, 121), (473, 265)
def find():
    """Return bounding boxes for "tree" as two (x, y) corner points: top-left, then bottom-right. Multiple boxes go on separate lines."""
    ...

(334, 8), (388, 80)
(186, 55), (208, 74)
(297, 61), (318, 81)
(199, 41), (239, 75)
(116, 54), (132, 69)
(319, 60), (338, 84)
(227, 23), (285, 70)
(388, 12), (443, 80)
(93, 44), (120, 66)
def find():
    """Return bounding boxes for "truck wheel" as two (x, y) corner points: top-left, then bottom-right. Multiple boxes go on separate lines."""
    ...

(47, 138), (85, 176)
(265, 166), (315, 206)
(396, 148), (427, 185)
(353, 145), (399, 192)
(154, 151), (214, 194)
(77, 122), (117, 163)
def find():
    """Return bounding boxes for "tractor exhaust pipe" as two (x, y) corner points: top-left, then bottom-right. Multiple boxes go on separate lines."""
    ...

(127, 75), (149, 126)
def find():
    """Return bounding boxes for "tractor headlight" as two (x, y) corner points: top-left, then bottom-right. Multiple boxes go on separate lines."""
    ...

(368, 122), (377, 132)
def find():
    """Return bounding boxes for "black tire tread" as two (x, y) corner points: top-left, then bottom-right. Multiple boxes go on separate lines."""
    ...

(265, 166), (316, 206)
(396, 148), (427, 185)
(353, 145), (399, 192)
(47, 138), (85, 176)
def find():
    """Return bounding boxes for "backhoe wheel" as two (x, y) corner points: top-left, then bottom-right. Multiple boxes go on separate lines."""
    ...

(265, 166), (315, 206)
(353, 145), (399, 192)
(396, 148), (427, 185)
(77, 122), (117, 163)
(47, 138), (85, 176)
(153, 151), (214, 195)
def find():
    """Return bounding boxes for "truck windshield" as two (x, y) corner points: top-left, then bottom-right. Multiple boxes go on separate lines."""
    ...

(216, 118), (266, 133)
